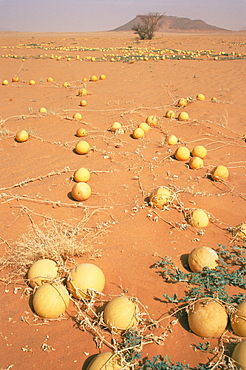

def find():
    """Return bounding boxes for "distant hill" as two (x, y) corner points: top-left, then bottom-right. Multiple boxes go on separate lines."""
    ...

(112, 14), (229, 32)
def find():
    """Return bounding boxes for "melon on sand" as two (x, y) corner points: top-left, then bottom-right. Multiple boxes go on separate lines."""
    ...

(188, 298), (228, 338)
(103, 296), (139, 331)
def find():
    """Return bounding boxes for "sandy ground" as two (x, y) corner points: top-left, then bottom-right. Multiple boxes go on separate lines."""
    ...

(0, 30), (246, 370)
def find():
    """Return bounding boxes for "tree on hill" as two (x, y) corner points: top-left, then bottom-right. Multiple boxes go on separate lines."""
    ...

(132, 12), (164, 40)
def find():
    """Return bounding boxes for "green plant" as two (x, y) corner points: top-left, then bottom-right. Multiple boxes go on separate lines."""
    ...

(154, 244), (246, 304)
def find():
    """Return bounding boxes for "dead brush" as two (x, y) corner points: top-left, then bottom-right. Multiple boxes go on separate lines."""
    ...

(0, 211), (109, 285)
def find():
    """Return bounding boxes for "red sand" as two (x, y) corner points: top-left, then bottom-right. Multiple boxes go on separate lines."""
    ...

(0, 31), (246, 369)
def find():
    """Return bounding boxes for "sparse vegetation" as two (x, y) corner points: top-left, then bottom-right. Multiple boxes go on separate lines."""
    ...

(132, 12), (164, 40)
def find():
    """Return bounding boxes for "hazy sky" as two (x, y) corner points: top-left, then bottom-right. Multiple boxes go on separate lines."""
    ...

(1, 0), (245, 32)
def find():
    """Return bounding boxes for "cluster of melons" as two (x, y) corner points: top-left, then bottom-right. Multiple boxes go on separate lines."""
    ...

(174, 144), (207, 169)
(165, 110), (189, 122)
(28, 259), (140, 347)
(165, 95), (229, 180)
(132, 115), (158, 139)
(186, 244), (246, 368)
(71, 166), (91, 202)
(89, 74), (106, 81)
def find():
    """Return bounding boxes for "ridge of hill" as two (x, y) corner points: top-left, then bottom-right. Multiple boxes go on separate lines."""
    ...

(112, 14), (229, 32)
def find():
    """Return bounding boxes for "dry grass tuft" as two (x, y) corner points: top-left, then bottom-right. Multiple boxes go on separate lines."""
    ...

(0, 211), (109, 284)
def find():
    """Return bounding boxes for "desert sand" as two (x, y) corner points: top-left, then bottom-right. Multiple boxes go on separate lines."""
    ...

(0, 30), (246, 370)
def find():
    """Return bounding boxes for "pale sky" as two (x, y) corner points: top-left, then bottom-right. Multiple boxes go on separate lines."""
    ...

(1, 0), (246, 32)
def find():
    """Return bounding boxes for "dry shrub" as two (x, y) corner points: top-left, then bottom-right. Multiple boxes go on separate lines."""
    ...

(0, 211), (109, 284)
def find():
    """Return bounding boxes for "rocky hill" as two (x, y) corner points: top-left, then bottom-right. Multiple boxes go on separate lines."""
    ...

(112, 14), (228, 32)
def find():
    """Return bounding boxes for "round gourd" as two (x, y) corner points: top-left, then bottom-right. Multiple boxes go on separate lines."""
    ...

(211, 165), (229, 181)
(73, 112), (82, 121)
(189, 157), (204, 169)
(71, 182), (91, 201)
(28, 259), (58, 288)
(191, 145), (207, 159)
(167, 134), (178, 145)
(78, 88), (88, 96)
(66, 263), (105, 299)
(150, 187), (172, 209)
(175, 146), (190, 161)
(75, 140), (90, 154)
(165, 110), (175, 119)
(76, 128), (87, 137)
(178, 98), (187, 107)
(189, 209), (209, 228)
(188, 246), (218, 273)
(110, 122), (122, 132)
(232, 340), (246, 370)
(73, 168), (90, 183)
(32, 283), (70, 318)
(133, 128), (144, 139)
(146, 115), (158, 126)
(178, 112), (189, 121)
(15, 130), (29, 142)
(197, 94), (205, 101)
(139, 122), (150, 132)
(103, 296), (139, 331)
(79, 100), (87, 106)
(90, 75), (98, 81)
(39, 107), (47, 114)
(231, 301), (246, 337)
(87, 351), (128, 370)
(188, 298), (228, 338)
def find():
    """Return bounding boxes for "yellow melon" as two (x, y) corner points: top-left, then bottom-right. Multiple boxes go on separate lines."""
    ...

(188, 298), (228, 338)
(175, 146), (190, 161)
(232, 340), (246, 370)
(73, 168), (90, 183)
(103, 296), (139, 331)
(28, 259), (58, 288)
(150, 187), (172, 209)
(133, 128), (145, 139)
(71, 182), (91, 201)
(146, 115), (158, 126)
(188, 246), (218, 272)
(165, 110), (175, 119)
(167, 134), (178, 145)
(191, 145), (207, 159)
(73, 112), (82, 121)
(87, 351), (127, 370)
(33, 283), (70, 319)
(197, 94), (205, 101)
(178, 112), (189, 121)
(189, 209), (209, 228)
(15, 130), (29, 142)
(110, 122), (122, 132)
(75, 140), (90, 154)
(76, 128), (87, 137)
(139, 122), (150, 132)
(231, 301), (246, 337)
(178, 98), (187, 107)
(67, 263), (105, 299)
(189, 156), (204, 169)
(211, 165), (229, 181)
